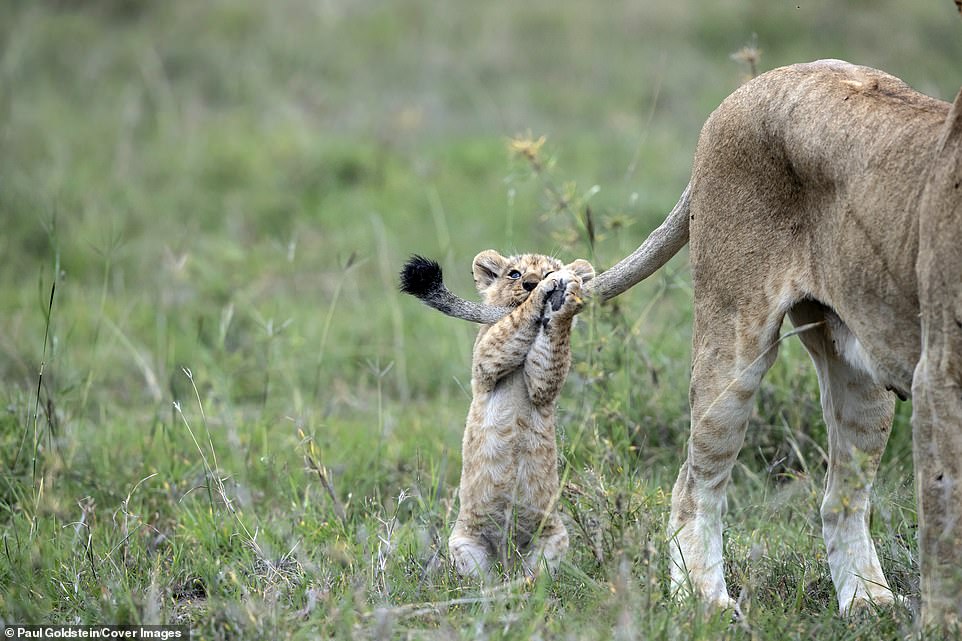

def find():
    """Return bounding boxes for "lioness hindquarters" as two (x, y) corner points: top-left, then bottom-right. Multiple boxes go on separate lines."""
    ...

(668, 61), (908, 615)
(449, 253), (593, 578)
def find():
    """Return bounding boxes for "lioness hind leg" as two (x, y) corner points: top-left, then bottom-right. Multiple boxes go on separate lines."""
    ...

(789, 305), (896, 615)
(669, 307), (782, 612)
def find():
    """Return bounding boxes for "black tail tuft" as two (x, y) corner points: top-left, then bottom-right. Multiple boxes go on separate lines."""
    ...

(399, 255), (444, 298)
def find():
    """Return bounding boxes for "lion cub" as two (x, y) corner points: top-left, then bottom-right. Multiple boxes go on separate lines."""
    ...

(448, 250), (594, 578)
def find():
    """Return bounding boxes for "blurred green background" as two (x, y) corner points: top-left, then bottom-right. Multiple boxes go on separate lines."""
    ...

(3, 0), (959, 415)
(1, 1), (960, 638)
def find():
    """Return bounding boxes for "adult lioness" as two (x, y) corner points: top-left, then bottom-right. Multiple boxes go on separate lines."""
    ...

(406, 60), (962, 626)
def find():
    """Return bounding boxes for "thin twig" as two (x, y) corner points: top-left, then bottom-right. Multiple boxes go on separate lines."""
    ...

(304, 453), (347, 528)
(361, 576), (532, 621)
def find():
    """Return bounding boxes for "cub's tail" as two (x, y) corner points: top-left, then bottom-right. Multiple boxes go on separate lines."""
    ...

(399, 255), (510, 325)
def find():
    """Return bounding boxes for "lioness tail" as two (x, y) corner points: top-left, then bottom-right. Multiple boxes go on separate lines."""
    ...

(399, 255), (511, 324)
(399, 182), (691, 324)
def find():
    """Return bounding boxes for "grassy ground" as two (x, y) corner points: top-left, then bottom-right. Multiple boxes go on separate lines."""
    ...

(1, 1), (961, 639)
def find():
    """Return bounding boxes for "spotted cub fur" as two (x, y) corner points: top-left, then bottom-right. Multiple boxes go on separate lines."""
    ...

(448, 250), (594, 578)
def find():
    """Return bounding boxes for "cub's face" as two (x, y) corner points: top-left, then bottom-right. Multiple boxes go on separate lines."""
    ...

(471, 250), (593, 307)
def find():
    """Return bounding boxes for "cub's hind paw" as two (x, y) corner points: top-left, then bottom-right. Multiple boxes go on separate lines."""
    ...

(449, 534), (493, 580)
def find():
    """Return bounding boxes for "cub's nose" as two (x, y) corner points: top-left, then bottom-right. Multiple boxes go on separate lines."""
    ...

(522, 279), (538, 292)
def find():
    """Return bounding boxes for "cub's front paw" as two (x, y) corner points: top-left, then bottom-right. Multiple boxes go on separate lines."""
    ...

(534, 272), (564, 306)
(545, 277), (584, 321)
(545, 282), (567, 312)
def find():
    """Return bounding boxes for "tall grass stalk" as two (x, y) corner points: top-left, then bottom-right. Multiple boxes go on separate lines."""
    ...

(372, 214), (409, 401)
(79, 227), (122, 417)
(175, 368), (263, 561)
(509, 135), (597, 259)
(250, 314), (291, 413)
(427, 186), (452, 262)
(17, 277), (56, 504)
(368, 358), (395, 478)
(301, 429), (348, 529)
(312, 253), (357, 405)
(14, 214), (61, 502)
(624, 52), (666, 185)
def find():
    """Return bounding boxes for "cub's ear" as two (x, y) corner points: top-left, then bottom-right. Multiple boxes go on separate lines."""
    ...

(472, 250), (507, 292)
(566, 259), (595, 283)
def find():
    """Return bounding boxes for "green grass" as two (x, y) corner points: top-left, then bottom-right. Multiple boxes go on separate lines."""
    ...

(1, 1), (960, 639)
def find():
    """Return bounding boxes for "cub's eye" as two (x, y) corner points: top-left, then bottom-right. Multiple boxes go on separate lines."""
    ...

(543, 270), (555, 278)
(507, 270), (522, 280)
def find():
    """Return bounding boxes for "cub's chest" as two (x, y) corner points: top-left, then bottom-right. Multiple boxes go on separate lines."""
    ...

(477, 370), (533, 426)
(467, 371), (555, 453)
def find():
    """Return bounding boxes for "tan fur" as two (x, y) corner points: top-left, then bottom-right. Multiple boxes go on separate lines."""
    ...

(614, 60), (958, 624)
(665, 60), (962, 624)
(911, 86), (962, 628)
(448, 251), (594, 578)
(437, 60), (962, 624)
